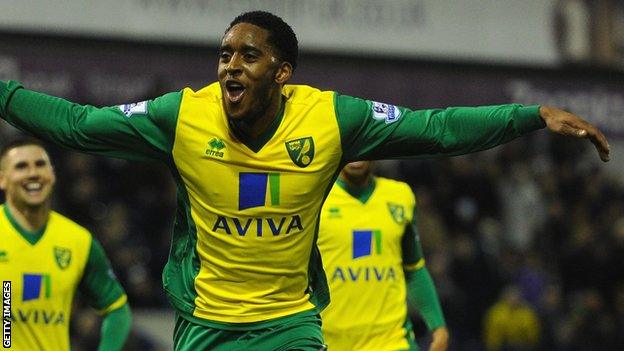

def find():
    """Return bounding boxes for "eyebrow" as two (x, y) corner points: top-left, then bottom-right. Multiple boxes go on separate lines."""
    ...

(220, 44), (263, 53)
(13, 159), (48, 168)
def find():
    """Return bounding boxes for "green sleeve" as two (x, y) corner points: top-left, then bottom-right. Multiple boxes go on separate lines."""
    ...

(402, 211), (446, 331)
(98, 303), (131, 351)
(401, 215), (424, 266)
(78, 238), (127, 312)
(334, 93), (545, 162)
(405, 268), (446, 331)
(0, 80), (180, 162)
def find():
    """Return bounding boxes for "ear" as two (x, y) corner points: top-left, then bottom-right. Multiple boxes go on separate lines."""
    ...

(274, 62), (293, 84)
(0, 171), (6, 191)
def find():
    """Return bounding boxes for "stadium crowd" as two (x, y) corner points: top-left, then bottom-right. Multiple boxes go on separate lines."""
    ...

(401, 134), (624, 350)
(1, 120), (620, 350)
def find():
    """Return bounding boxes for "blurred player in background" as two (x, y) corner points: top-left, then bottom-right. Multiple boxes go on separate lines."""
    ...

(318, 161), (448, 351)
(0, 10), (609, 351)
(483, 285), (540, 351)
(0, 138), (131, 351)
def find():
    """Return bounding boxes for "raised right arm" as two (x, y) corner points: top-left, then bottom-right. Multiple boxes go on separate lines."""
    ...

(0, 80), (180, 161)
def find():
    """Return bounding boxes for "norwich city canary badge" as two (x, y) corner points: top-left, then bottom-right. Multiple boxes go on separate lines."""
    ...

(54, 246), (72, 270)
(285, 137), (314, 168)
(387, 203), (405, 224)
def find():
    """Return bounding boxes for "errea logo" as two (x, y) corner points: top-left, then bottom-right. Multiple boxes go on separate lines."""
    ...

(205, 138), (226, 158)
(327, 207), (341, 219)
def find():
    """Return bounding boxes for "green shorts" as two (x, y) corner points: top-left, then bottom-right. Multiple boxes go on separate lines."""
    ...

(173, 313), (326, 351)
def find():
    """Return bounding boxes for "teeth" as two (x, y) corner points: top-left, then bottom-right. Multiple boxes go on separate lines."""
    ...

(226, 81), (244, 89)
(25, 183), (42, 191)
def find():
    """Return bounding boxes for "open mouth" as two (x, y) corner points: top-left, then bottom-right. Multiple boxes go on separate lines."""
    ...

(225, 80), (246, 103)
(23, 182), (43, 195)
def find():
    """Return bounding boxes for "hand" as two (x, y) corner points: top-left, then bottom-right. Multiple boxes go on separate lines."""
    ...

(539, 106), (610, 162)
(429, 327), (449, 351)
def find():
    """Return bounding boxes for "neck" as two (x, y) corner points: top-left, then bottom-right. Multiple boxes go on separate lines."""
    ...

(6, 200), (50, 232)
(231, 93), (283, 140)
(339, 173), (373, 189)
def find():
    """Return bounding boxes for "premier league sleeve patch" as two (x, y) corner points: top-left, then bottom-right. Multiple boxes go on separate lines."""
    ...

(118, 101), (148, 117)
(371, 101), (401, 124)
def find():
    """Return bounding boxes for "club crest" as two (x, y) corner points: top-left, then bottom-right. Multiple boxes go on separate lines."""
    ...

(54, 246), (72, 270)
(387, 203), (405, 224)
(285, 137), (315, 168)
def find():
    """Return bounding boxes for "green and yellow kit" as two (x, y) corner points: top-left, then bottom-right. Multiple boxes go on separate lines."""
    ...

(0, 205), (126, 351)
(0, 80), (544, 332)
(318, 177), (444, 351)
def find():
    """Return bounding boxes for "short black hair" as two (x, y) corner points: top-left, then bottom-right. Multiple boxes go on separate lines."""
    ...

(0, 137), (47, 164)
(227, 11), (298, 70)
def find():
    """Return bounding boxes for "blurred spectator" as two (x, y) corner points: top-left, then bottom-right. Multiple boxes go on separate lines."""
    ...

(562, 289), (619, 350)
(483, 285), (541, 351)
(537, 284), (567, 351)
(516, 253), (551, 309)
(446, 233), (502, 350)
(497, 163), (545, 252)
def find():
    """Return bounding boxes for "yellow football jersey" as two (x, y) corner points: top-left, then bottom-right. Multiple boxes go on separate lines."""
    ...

(172, 83), (342, 323)
(1, 205), (94, 351)
(318, 177), (417, 351)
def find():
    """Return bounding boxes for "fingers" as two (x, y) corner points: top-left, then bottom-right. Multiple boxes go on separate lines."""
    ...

(571, 119), (610, 162)
(586, 127), (611, 162)
(558, 123), (586, 137)
(562, 119), (610, 162)
(430, 327), (450, 351)
(543, 107), (611, 162)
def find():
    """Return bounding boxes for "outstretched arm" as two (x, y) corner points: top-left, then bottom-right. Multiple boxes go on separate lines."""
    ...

(334, 94), (610, 162)
(0, 80), (179, 162)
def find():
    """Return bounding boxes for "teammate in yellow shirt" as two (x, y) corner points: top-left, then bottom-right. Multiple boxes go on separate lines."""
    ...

(0, 138), (131, 351)
(0, 10), (609, 351)
(318, 161), (448, 351)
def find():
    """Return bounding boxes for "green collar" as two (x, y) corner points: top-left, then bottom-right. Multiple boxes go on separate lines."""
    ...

(336, 177), (376, 204)
(229, 97), (286, 153)
(4, 205), (47, 245)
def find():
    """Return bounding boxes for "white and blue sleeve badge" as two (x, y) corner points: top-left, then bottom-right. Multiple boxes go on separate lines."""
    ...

(118, 101), (148, 117)
(371, 101), (401, 124)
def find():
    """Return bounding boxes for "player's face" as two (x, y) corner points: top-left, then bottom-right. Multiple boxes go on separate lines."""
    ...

(341, 161), (374, 183)
(0, 145), (56, 208)
(218, 23), (291, 121)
